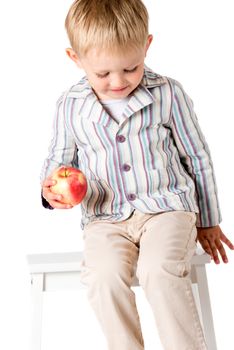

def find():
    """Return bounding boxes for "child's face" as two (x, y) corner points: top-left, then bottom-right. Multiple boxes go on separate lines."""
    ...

(66, 35), (153, 100)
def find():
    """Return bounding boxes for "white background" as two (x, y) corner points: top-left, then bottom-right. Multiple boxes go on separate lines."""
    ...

(0, 0), (233, 349)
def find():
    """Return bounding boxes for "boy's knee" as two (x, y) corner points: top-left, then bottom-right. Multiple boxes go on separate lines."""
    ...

(136, 257), (191, 288)
(81, 260), (133, 289)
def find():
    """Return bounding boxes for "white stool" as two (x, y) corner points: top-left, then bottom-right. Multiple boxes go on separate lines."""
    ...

(26, 247), (217, 350)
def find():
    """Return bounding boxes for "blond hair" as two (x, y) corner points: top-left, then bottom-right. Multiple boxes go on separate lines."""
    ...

(65, 0), (149, 57)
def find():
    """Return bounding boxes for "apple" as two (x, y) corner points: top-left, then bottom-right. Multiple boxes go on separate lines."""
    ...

(50, 166), (87, 206)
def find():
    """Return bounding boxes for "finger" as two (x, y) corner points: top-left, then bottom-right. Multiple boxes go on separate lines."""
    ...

(220, 233), (234, 250)
(42, 187), (61, 202)
(48, 199), (73, 209)
(199, 239), (214, 259)
(209, 242), (221, 264)
(199, 235), (222, 264)
(47, 192), (63, 202)
(43, 178), (57, 188)
(215, 239), (229, 263)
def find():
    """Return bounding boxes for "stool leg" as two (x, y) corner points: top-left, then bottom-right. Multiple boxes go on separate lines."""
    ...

(195, 265), (218, 350)
(191, 282), (204, 331)
(31, 273), (44, 350)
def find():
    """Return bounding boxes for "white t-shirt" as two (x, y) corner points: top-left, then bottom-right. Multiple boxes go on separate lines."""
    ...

(100, 97), (130, 123)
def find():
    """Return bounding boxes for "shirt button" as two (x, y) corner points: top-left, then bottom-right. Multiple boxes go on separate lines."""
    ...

(128, 193), (136, 201)
(116, 135), (126, 143)
(123, 164), (131, 171)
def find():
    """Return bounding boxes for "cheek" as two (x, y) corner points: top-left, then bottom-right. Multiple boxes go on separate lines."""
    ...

(92, 78), (106, 90)
(131, 71), (144, 85)
(98, 80), (108, 90)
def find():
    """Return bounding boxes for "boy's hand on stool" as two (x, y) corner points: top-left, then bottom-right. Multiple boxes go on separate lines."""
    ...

(196, 225), (234, 264)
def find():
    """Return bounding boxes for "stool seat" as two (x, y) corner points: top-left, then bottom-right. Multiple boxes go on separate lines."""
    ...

(26, 245), (217, 350)
(27, 251), (84, 273)
(27, 246), (210, 274)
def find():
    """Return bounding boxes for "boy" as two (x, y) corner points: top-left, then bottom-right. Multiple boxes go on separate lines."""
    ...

(41, 0), (234, 349)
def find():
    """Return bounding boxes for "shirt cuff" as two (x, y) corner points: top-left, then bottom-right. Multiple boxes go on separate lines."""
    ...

(41, 193), (54, 210)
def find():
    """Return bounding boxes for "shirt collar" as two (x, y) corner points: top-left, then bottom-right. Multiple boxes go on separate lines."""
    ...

(65, 65), (167, 127)
(66, 64), (167, 100)
(141, 64), (167, 88)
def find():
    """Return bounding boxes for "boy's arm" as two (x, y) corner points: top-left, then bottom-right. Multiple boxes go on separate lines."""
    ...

(167, 78), (222, 228)
(40, 93), (79, 208)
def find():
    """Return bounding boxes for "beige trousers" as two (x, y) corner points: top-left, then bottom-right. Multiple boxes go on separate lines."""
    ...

(80, 209), (208, 350)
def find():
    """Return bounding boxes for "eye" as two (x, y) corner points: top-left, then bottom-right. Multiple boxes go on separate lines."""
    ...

(96, 66), (138, 79)
(124, 66), (138, 73)
(96, 72), (109, 79)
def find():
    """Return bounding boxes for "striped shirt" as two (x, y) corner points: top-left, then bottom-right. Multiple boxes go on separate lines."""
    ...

(41, 64), (222, 230)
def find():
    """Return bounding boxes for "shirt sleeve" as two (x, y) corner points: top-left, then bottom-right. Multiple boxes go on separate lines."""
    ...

(168, 78), (222, 227)
(40, 92), (79, 208)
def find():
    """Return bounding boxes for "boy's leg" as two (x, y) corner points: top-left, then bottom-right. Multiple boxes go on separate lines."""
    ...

(80, 219), (145, 350)
(136, 210), (208, 350)
(136, 211), (207, 350)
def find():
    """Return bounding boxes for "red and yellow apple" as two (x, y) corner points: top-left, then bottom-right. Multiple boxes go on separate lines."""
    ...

(50, 166), (87, 206)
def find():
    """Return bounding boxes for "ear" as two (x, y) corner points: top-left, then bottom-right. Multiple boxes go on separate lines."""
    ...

(65, 48), (83, 68)
(145, 34), (153, 55)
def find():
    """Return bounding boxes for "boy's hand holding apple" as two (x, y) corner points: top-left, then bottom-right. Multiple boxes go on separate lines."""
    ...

(42, 166), (87, 209)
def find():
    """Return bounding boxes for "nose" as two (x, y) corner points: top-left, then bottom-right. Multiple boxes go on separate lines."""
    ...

(110, 74), (126, 90)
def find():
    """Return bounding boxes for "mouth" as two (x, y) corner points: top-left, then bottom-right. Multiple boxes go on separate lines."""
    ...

(111, 86), (128, 92)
